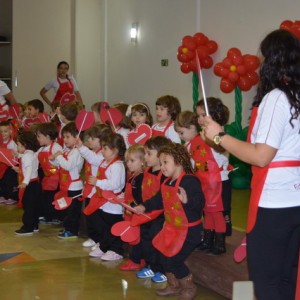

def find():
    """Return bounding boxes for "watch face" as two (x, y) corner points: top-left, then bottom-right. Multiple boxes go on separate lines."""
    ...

(214, 135), (221, 145)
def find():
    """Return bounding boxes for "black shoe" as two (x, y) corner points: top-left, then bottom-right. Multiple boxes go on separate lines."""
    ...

(15, 227), (34, 236)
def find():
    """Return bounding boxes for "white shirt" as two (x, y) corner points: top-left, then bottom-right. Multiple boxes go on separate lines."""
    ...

(152, 122), (181, 143)
(0, 80), (10, 110)
(36, 142), (62, 156)
(19, 150), (39, 185)
(251, 88), (300, 208)
(96, 160), (125, 215)
(115, 127), (130, 149)
(44, 76), (79, 93)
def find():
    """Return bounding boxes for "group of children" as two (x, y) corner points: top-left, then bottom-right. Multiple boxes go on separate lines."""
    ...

(0, 94), (232, 300)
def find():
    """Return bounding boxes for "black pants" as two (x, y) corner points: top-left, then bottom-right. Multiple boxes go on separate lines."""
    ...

(161, 224), (202, 279)
(0, 167), (18, 200)
(21, 181), (42, 231)
(42, 189), (59, 221)
(63, 190), (82, 235)
(247, 206), (300, 300)
(95, 210), (124, 255)
(140, 216), (165, 273)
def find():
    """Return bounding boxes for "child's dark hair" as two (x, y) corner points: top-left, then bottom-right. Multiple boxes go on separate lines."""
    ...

(158, 143), (193, 174)
(129, 103), (153, 127)
(27, 99), (44, 113)
(101, 133), (126, 161)
(0, 120), (11, 127)
(156, 95), (181, 121)
(84, 124), (112, 141)
(112, 103), (131, 129)
(175, 111), (198, 129)
(144, 136), (173, 152)
(60, 102), (80, 121)
(36, 122), (58, 140)
(196, 97), (229, 126)
(61, 122), (78, 137)
(16, 131), (40, 152)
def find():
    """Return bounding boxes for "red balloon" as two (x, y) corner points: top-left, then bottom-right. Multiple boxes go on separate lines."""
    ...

(247, 71), (259, 85)
(186, 50), (195, 60)
(232, 55), (243, 66)
(222, 57), (233, 68)
(220, 78), (235, 93)
(182, 35), (194, 47)
(244, 55), (260, 71)
(280, 20), (293, 30)
(228, 71), (239, 83)
(236, 65), (247, 76)
(196, 46), (209, 60)
(238, 76), (252, 91)
(193, 33), (209, 46)
(290, 25), (300, 40)
(227, 48), (242, 59)
(177, 53), (190, 63)
(201, 56), (213, 69)
(178, 45), (184, 53)
(185, 41), (197, 51)
(189, 60), (198, 73)
(206, 40), (218, 54)
(220, 67), (230, 78)
(180, 63), (191, 74)
(214, 63), (225, 76)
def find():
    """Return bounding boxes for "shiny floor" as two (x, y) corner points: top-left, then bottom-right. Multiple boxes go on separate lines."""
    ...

(0, 189), (249, 300)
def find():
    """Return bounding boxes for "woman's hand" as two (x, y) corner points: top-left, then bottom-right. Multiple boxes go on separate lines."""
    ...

(203, 116), (223, 141)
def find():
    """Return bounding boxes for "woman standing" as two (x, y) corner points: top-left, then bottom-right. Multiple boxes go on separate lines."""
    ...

(40, 61), (83, 110)
(204, 29), (300, 300)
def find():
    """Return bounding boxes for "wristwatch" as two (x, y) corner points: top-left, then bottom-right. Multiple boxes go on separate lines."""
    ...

(213, 132), (226, 145)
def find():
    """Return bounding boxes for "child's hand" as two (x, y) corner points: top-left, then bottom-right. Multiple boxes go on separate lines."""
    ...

(134, 205), (146, 214)
(53, 151), (62, 159)
(18, 182), (27, 189)
(177, 187), (188, 204)
(75, 137), (83, 148)
(87, 176), (97, 186)
(12, 166), (19, 173)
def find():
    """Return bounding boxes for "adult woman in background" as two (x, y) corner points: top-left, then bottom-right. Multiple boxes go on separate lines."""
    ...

(0, 80), (17, 110)
(40, 61), (83, 111)
(204, 29), (300, 300)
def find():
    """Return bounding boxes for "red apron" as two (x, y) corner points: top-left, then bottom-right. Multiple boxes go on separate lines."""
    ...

(53, 77), (75, 104)
(58, 151), (81, 193)
(38, 142), (59, 191)
(17, 158), (39, 208)
(82, 148), (102, 199)
(190, 134), (223, 212)
(83, 158), (120, 215)
(152, 172), (202, 257)
(0, 138), (12, 179)
(151, 120), (173, 137)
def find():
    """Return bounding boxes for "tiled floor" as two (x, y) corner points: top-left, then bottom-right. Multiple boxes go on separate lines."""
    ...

(0, 189), (250, 300)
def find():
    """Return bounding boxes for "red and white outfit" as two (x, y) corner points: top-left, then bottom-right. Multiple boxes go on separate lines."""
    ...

(43, 76), (79, 105)
(0, 137), (17, 179)
(246, 88), (300, 299)
(0, 80), (10, 111)
(152, 121), (181, 143)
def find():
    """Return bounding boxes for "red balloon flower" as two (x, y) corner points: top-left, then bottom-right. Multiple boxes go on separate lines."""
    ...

(177, 32), (218, 74)
(214, 48), (260, 93)
(280, 20), (300, 40)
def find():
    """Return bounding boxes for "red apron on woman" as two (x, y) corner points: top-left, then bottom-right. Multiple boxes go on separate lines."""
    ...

(53, 78), (74, 104)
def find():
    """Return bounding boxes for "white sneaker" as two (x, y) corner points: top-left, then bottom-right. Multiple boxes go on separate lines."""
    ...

(0, 196), (6, 203)
(91, 242), (99, 251)
(5, 199), (17, 205)
(89, 245), (104, 258)
(101, 250), (123, 261)
(82, 238), (96, 248)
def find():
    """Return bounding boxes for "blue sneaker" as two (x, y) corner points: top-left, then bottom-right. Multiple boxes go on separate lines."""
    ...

(151, 272), (167, 283)
(57, 230), (78, 239)
(136, 267), (155, 278)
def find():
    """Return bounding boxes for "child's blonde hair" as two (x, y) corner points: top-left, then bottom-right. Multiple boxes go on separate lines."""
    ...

(125, 144), (146, 171)
(175, 111), (198, 130)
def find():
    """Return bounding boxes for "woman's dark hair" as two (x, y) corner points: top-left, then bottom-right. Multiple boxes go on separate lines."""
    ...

(196, 97), (229, 126)
(101, 133), (126, 161)
(36, 122), (58, 140)
(16, 131), (40, 152)
(254, 29), (300, 124)
(158, 143), (193, 174)
(57, 61), (69, 70)
(156, 95), (181, 121)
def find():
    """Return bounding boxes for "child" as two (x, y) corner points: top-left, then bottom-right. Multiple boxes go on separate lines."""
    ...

(135, 143), (204, 299)
(152, 95), (181, 143)
(135, 136), (172, 283)
(50, 122), (84, 239)
(0, 120), (18, 205)
(126, 103), (153, 129)
(36, 122), (63, 224)
(195, 98), (231, 254)
(14, 131), (42, 235)
(27, 99), (44, 118)
(76, 124), (112, 248)
(84, 133), (126, 260)
(119, 144), (146, 271)
(91, 101), (110, 124)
